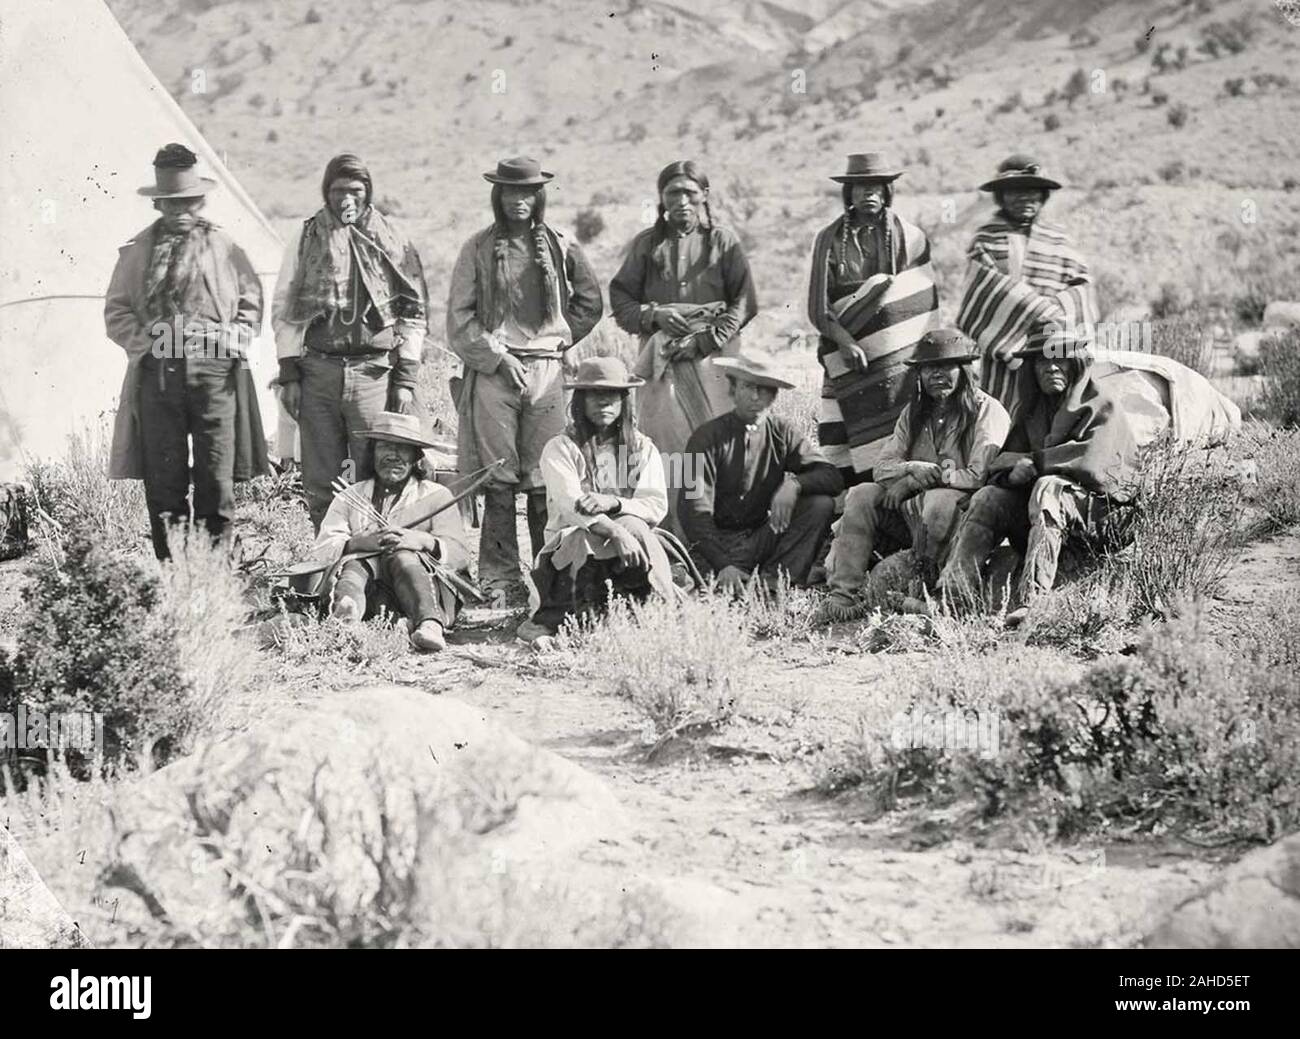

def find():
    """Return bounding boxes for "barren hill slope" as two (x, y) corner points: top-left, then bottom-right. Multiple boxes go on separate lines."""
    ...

(106, 0), (1300, 348)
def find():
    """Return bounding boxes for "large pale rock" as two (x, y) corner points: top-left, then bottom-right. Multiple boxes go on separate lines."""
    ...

(1262, 301), (1300, 330)
(89, 687), (633, 946)
(0, 827), (91, 948)
(1146, 833), (1300, 948)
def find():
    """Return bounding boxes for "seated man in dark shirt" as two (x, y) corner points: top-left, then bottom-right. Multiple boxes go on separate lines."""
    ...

(679, 349), (844, 595)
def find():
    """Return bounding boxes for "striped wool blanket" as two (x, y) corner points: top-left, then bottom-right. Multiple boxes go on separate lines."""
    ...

(957, 218), (1097, 411)
(810, 213), (940, 478)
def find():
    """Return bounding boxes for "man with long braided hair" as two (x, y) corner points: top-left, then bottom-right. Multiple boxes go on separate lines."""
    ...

(807, 154), (940, 486)
(609, 159), (758, 535)
(817, 329), (1010, 621)
(448, 157), (603, 606)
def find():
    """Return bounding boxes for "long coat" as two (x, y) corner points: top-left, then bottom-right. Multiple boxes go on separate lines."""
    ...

(103, 220), (268, 480)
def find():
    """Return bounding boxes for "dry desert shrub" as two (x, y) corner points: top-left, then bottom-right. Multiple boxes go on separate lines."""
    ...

(24, 420), (149, 556)
(818, 600), (1300, 844)
(1235, 422), (1300, 529)
(554, 590), (750, 742)
(1148, 312), (1215, 377)
(269, 609), (412, 677)
(1092, 437), (1246, 619)
(1257, 328), (1300, 428)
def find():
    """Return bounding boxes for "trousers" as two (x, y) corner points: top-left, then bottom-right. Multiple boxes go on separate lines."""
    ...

(138, 355), (237, 560)
(940, 476), (1111, 603)
(826, 484), (968, 595)
(330, 550), (458, 628)
(691, 493), (836, 587)
(298, 352), (393, 531)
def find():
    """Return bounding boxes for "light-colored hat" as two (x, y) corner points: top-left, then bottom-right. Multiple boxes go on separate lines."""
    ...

(137, 143), (218, 198)
(361, 411), (439, 449)
(711, 349), (796, 390)
(566, 355), (644, 390)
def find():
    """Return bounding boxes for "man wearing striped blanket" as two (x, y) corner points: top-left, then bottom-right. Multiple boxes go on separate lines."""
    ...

(957, 155), (1098, 416)
(808, 154), (941, 485)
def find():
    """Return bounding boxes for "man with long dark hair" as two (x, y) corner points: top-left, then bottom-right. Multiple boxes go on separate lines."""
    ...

(807, 154), (940, 485)
(939, 325), (1140, 625)
(448, 157), (603, 606)
(609, 159), (758, 533)
(818, 329), (1010, 620)
(516, 357), (674, 645)
(272, 153), (429, 531)
(313, 412), (472, 652)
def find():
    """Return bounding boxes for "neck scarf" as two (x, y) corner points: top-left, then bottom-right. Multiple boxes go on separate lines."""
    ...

(144, 219), (212, 320)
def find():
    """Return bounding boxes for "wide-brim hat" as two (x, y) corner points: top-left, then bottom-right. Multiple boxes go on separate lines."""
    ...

(361, 411), (439, 449)
(980, 154), (1062, 193)
(711, 349), (796, 390)
(830, 152), (905, 183)
(1011, 324), (1093, 359)
(566, 355), (644, 390)
(904, 328), (980, 366)
(137, 165), (219, 198)
(138, 143), (218, 198)
(483, 156), (554, 186)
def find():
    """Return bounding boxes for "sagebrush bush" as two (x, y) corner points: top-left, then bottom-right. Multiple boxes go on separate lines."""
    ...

(821, 601), (1300, 843)
(0, 525), (262, 779)
(1235, 421), (1300, 530)
(0, 533), (187, 772)
(25, 422), (149, 555)
(1258, 328), (1300, 427)
(1095, 437), (1246, 618)
(555, 591), (749, 743)
(1148, 311), (1215, 376)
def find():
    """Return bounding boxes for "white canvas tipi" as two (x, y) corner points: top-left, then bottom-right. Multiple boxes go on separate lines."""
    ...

(0, 0), (284, 480)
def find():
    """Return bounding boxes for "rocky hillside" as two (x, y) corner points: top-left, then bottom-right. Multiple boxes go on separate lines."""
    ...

(108, 0), (1300, 346)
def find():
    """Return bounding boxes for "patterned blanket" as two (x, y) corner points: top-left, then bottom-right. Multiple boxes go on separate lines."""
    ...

(811, 213), (940, 477)
(957, 218), (1097, 412)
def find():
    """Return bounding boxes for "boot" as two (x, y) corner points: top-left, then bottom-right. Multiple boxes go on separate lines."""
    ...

(479, 487), (522, 602)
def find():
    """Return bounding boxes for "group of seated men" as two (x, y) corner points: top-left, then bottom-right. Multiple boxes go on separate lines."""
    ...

(310, 318), (1140, 650)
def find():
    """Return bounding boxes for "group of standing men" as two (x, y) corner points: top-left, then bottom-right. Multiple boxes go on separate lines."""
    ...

(105, 142), (1144, 647)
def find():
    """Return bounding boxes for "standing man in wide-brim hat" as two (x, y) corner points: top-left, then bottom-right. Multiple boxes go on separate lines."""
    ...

(956, 153), (1096, 415)
(272, 152), (430, 533)
(313, 411), (472, 652)
(817, 329), (1011, 620)
(938, 324), (1139, 626)
(517, 356), (679, 645)
(807, 153), (941, 486)
(104, 143), (269, 560)
(447, 156), (604, 607)
(678, 348), (844, 595)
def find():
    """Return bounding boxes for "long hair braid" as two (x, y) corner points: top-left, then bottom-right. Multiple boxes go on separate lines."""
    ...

(653, 159), (713, 284)
(532, 221), (559, 322)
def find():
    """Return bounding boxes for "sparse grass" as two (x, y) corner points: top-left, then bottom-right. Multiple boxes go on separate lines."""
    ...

(269, 609), (413, 679)
(25, 421), (149, 557)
